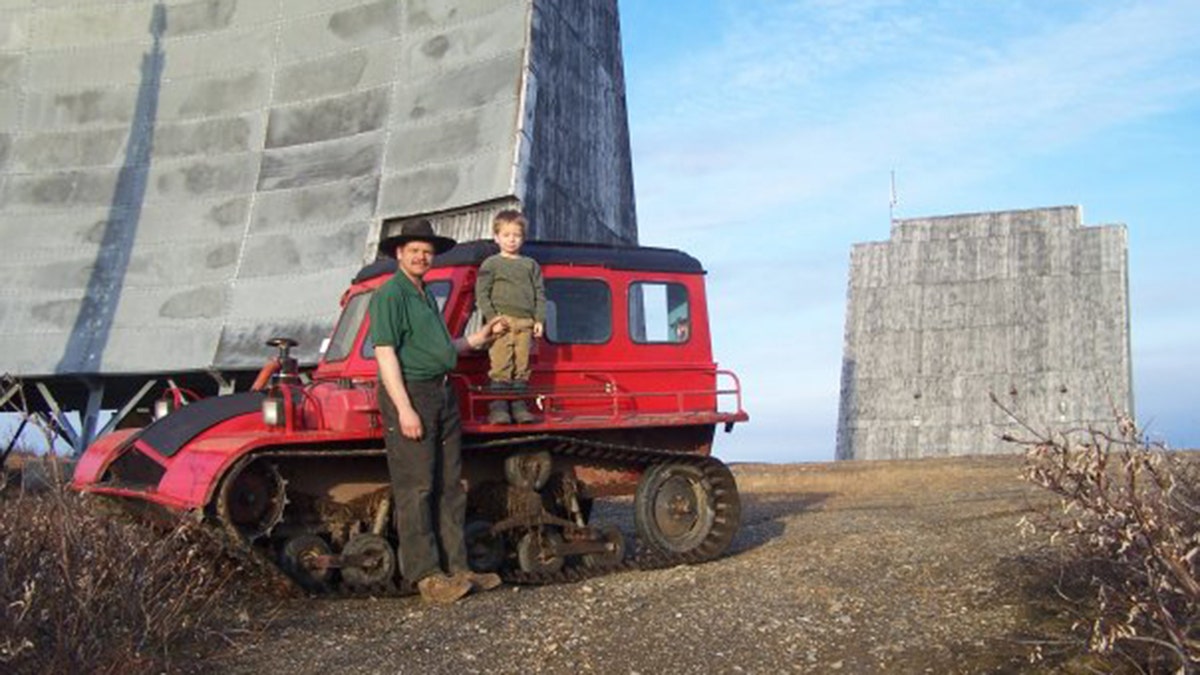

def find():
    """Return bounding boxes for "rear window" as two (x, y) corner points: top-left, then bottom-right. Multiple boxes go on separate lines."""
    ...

(629, 281), (690, 344)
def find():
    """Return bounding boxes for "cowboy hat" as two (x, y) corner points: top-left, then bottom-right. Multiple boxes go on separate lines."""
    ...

(377, 218), (457, 257)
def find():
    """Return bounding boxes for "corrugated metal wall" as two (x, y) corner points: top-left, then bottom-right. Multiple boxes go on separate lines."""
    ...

(0, 0), (637, 380)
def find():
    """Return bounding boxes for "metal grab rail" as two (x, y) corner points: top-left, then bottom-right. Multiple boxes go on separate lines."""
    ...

(453, 369), (745, 423)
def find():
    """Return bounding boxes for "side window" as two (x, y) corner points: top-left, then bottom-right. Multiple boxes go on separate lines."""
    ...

(629, 282), (691, 344)
(461, 308), (483, 338)
(323, 291), (372, 362)
(545, 279), (611, 344)
(360, 280), (453, 359)
(427, 280), (452, 313)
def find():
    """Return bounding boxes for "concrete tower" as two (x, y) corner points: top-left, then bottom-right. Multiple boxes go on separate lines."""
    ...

(837, 206), (1133, 460)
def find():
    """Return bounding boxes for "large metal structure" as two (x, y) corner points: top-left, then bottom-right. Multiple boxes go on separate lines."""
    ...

(837, 206), (1133, 460)
(0, 0), (637, 450)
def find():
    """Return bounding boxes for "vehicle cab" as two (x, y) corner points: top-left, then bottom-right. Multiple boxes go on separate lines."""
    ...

(312, 240), (747, 449)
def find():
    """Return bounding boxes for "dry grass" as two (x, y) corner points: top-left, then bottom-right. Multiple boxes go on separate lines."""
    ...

(995, 398), (1200, 672)
(0, 457), (279, 674)
(733, 454), (1026, 499)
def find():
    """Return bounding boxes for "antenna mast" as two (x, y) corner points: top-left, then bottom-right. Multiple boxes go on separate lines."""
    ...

(889, 169), (898, 224)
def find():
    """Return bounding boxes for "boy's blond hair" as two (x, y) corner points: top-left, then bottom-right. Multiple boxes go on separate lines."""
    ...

(492, 209), (527, 235)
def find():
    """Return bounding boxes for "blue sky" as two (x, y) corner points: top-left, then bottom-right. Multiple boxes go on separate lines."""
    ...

(620, 0), (1200, 463)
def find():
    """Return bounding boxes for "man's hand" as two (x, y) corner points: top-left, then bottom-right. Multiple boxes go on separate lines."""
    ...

(533, 321), (544, 339)
(456, 316), (511, 352)
(474, 316), (509, 347)
(487, 315), (510, 336)
(398, 404), (423, 440)
(375, 345), (422, 438)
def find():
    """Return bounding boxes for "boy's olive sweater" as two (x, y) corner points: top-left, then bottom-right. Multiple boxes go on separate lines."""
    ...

(475, 254), (546, 322)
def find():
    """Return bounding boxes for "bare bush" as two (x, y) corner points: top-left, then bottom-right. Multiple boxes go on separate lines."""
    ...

(995, 394), (1200, 672)
(0, 469), (277, 674)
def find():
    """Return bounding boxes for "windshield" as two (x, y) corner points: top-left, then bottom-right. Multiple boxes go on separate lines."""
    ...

(323, 291), (372, 363)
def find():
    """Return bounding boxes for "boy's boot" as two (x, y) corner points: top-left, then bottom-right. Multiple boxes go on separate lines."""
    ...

(510, 400), (536, 424)
(509, 381), (537, 424)
(487, 380), (512, 424)
(487, 399), (512, 425)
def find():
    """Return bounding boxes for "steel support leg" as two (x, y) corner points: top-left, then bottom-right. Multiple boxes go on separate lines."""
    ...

(78, 379), (105, 450)
(98, 379), (157, 438)
(35, 382), (80, 451)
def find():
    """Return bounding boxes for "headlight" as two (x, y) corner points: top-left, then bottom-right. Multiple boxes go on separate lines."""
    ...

(262, 397), (286, 427)
(153, 399), (174, 420)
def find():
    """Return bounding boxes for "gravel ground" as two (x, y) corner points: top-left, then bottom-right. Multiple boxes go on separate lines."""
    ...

(211, 455), (1053, 674)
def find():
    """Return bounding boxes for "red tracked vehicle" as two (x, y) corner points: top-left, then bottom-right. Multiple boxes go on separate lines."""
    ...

(71, 240), (747, 591)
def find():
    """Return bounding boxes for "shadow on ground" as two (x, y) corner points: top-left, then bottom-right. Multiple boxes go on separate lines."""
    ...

(588, 489), (832, 560)
(727, 491), (834, 554)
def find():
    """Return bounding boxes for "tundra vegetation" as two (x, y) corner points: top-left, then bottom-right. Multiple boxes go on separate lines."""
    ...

(0, 457), (284, 674)
(997, 393), (1200, 672)
(0, 376), (274, 672)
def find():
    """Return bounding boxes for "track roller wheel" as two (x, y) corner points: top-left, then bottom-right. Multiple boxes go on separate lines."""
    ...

(340, 533), (396, 590)
(216, 459), (287, 541)
(516, 529), (565, 574)
(634, 461), (740, 561)
(465, 520), (505, 573)
(281, 534), (332, 591)
(582, 525), (626, 568)
(505, 451), (552, 490)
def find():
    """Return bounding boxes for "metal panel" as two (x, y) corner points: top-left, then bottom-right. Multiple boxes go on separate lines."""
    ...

(521, 0), (637, 244)
(0, 0), (637, 391)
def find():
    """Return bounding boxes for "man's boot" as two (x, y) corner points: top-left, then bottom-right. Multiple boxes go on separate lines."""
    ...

(453, 570), (503, 593)
(487, 399), (512, 425)
(417, 574), (472, 605)
(510, 399), (537, 424)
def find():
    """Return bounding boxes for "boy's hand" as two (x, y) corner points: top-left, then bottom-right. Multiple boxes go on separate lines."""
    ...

(488, 316), (511, 336)
(533, 321), (544, 338)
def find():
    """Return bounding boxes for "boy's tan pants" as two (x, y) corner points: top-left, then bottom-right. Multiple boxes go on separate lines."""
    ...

(488, 316), (536, 383)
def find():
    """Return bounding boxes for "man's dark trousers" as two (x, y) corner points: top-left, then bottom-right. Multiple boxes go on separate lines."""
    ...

(378, 378), (468, 582)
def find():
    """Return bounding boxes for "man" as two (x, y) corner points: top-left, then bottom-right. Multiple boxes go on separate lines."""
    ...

(368, 219), (506, 604)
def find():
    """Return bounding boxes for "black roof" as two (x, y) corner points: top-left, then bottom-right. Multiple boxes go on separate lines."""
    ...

(353, 240), (704, 284)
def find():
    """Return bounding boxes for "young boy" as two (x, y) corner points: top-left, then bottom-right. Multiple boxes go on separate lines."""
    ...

(475, 210), (546, 424)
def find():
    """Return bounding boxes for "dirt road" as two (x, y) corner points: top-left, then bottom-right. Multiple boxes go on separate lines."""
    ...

(214, 456), (1052, 674)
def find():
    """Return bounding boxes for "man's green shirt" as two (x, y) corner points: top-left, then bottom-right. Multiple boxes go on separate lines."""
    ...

(368, 272), (456, 380)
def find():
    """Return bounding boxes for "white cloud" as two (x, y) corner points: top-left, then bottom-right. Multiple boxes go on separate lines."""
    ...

(631, 0), (1200, 231)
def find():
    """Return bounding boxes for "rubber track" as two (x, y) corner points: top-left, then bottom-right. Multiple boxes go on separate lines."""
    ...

(228, 434), (742, 598)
